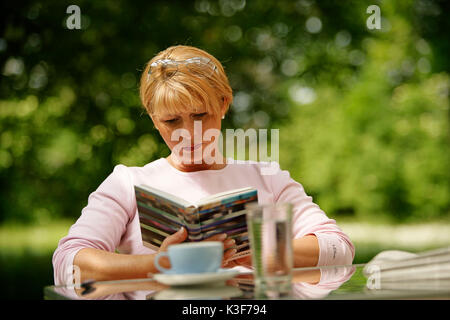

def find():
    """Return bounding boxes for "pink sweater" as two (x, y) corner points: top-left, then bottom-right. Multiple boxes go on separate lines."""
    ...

(53, 158), (355, 285)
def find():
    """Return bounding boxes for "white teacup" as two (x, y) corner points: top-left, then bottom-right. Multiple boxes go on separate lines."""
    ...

(154, 242), (224, 274)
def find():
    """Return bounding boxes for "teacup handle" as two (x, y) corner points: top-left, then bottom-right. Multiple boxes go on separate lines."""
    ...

(154, 252), (171, 273)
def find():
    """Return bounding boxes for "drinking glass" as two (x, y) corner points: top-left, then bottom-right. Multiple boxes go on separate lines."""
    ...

(245, 202), (294, 297)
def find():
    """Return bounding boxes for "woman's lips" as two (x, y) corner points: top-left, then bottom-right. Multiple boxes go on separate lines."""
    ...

(182, 143), (203, 152)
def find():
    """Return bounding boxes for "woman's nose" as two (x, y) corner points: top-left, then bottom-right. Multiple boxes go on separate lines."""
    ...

(183, 119), (203, 142)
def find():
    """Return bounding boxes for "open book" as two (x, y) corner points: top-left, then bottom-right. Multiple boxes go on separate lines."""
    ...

(135, 185), (258, 261)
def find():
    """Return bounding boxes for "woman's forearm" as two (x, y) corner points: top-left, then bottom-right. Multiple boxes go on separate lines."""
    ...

(73, 248), (161, 283)
(72, 230), (232, 283)
(72, 235), (319, 283)
(292, 235), (320, 268)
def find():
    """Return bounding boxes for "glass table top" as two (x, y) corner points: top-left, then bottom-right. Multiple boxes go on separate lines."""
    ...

(44, 263), (450, 300)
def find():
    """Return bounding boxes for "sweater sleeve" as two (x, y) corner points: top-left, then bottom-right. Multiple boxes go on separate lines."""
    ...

(52, 165), (135, 285)
(269, 162), (355, 266)
(292, 265), (356, 299)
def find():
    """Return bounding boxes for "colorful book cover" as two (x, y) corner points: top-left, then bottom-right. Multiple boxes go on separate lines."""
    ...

(135, 185), (258, 260)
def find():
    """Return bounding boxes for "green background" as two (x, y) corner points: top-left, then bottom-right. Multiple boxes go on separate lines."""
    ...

(1, 0), (449, 299)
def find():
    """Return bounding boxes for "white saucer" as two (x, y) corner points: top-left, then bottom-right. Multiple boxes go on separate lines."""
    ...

(153, 269), (239, 286)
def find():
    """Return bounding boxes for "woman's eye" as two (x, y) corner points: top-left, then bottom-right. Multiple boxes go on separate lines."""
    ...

(164, 118), (178, 124)
(193, 113), (207, 118)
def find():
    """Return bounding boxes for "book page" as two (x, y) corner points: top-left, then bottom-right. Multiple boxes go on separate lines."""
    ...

(195, 186), (255, 206)
(136, 184), (194, 209)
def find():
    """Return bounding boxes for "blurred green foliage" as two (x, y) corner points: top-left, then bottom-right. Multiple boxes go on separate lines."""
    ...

(0, 0), (449, 225)
(279, 2), (450, 222)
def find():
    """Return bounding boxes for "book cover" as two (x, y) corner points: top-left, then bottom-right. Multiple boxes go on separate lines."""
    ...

(135, 185), (258, 261)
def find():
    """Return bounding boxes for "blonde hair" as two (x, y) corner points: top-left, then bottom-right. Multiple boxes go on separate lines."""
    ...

(139, 45), (233, 117)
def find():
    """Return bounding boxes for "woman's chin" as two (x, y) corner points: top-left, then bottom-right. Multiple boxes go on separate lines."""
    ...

(170, 152), (224, 168)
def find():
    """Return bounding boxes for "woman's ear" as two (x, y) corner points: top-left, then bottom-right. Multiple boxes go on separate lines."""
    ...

(221, 96), (229, 118)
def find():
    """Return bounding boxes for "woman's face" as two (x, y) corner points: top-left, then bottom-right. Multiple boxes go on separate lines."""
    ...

(151, 104), (226, 170)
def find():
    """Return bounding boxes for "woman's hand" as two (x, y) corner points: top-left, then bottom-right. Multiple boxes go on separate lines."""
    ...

(202, 233), (237, 268)
(223, 255), (252, 269)
(156, 227), (189, 269)
(157, 228), (237, 269)
(159, 227), (188, 251)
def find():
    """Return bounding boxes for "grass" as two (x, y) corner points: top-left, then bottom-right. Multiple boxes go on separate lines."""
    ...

(0, 220), (72, 255)
(0, 220), (72, 300)
(1, 218), (449, 299)
(339, 219), (450, 263)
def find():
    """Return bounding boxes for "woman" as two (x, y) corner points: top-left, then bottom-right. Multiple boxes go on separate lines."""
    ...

(53, 45), (355, 286)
